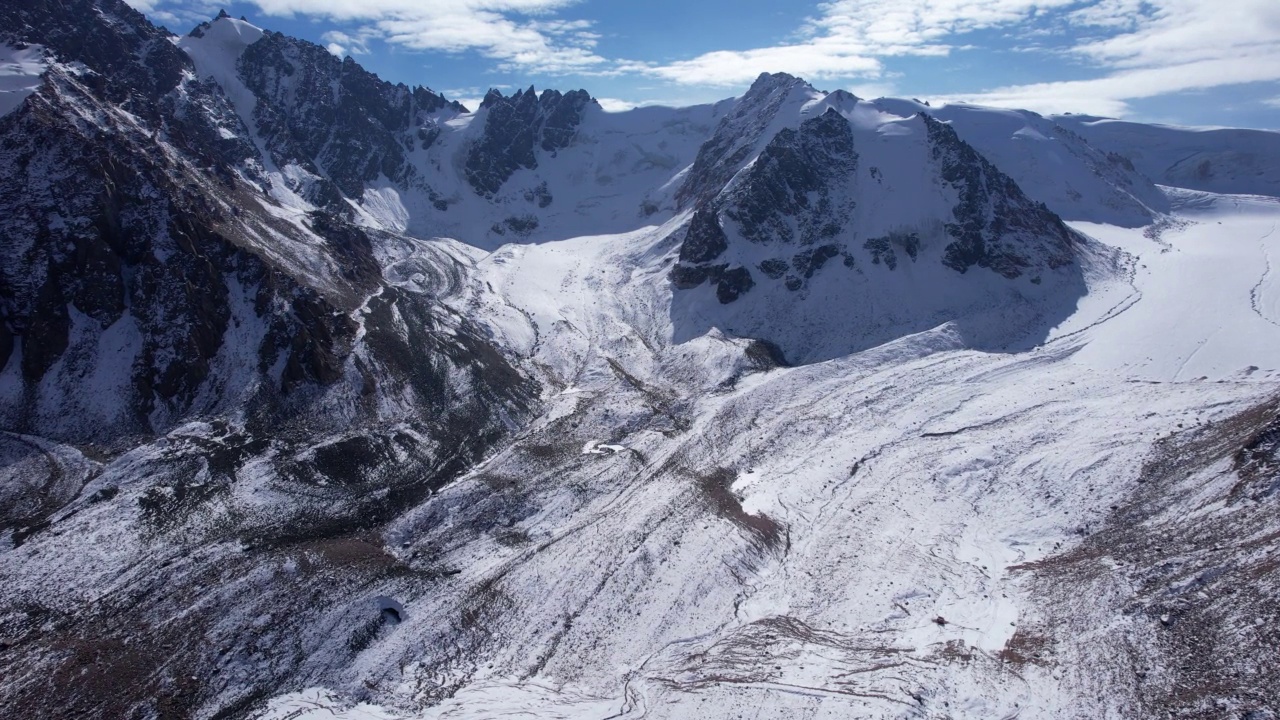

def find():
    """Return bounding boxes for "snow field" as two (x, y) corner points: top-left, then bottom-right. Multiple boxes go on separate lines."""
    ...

(257, 192), (1280, 718)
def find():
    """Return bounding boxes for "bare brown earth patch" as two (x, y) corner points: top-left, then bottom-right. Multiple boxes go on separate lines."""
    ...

(695, 467), (785, 549)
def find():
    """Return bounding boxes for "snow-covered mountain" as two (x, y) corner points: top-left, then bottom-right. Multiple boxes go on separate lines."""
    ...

(161, 24), (1184, 250)
(906, 102), (1172, 227)
(3, 3), (1280, 719)
(668, 90), (1087, 363)
(1055, 113), (1280, 199)
(0, 1), (535, 441)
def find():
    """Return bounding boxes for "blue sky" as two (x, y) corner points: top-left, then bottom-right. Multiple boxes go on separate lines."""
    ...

(132, 0), (1280, 129)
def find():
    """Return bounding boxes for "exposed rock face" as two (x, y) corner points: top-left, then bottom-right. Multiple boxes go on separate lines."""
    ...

(0, 0), (537, 472)
(0, 5), (541, 714)
(235, 29), (464, 202)
(679, 206), (730, 264)
(670, 207), (753, 303)
(672, 109), (859, 303)
(924, 115), (1076, 278)
(675, 72), (815, 207)
(1, 37), (218, 410)
(1, 54), (345, 435)
(671, 91), (1082, 306)
(464, 86), (595, 197)
(725, 108), (859, 247)
(0, 0), (187, 106)
(863, 231), (919, 270)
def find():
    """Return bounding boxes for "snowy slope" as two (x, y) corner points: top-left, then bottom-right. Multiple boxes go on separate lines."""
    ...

(1068, 191), (1280, 380)
(6, 4), (1280, 720)
(0, 44), (46, 117)
(251, 185), (1280, 720)
(1056, 114), (1280, 199)
(669, 99), (1088, 364)
(178, 13), (264, 86)
(394, 98), (731, 247)
(888, 101), (1170, 227)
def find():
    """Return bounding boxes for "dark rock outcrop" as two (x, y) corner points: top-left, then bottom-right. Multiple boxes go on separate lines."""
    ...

(463, 87), (595, 197)
(676, 72), (813, 207)
(678, 207), (730, 264)
(671, 108), (859, 297)
(671, 107), (1082, 307)
(924, 114), (1075, 278)
(0, 0), (187, 108)
(863, 232), (920, 270)
(236, 30), (464, 204)
(0, 2), (536, 445)
(724, 108), (858, 247)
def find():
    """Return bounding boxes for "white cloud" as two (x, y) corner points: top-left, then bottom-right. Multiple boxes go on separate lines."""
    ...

(1072, 0), (1280, 69)
(951, 0), (1280, 117)
(594, 96), (636, 112)
(939, 55), (1280, 116)
(1067, 0), (1145, 30)
(640, 0), (1280, 117)
(321, 29), (375, 57)
(634, 0), (1079, 86)
(638, 44), (884, 87)
(238, 0), (608, 73)
(123, 0), (219, 29)
(1265, 96), (1280, 109)
(808, 0), (1080, 53)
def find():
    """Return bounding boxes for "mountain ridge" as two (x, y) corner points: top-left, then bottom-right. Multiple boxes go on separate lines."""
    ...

(2, 5), (1280, 720)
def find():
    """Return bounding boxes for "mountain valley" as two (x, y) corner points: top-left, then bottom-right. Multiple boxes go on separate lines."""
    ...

(2, 3), (1279, 719)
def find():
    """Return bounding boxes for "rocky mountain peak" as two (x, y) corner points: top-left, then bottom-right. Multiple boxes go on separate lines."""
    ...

(480, 87), (505, 109)
(1, 0), (191, 104)
(675, 71), (820, 207)
(667, 105), (1089, 363)
(825, 88), (859, 104)
(463, 85), (595, 197)
(217, 25), (465, 203)
(745, 71), (811, 97)
(188, 10), (247, 39)
(674, 106), (1081, 298)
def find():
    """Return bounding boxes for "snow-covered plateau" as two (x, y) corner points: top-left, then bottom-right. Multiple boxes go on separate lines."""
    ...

(2, 3), (1279, 719)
